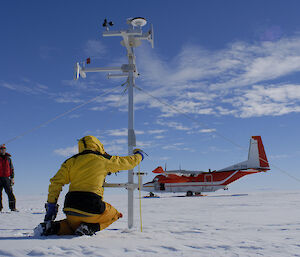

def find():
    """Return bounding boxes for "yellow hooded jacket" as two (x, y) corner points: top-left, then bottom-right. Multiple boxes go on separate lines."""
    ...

(47, 135), (142, 206)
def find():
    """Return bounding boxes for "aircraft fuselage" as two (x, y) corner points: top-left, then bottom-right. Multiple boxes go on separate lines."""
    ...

(143, 169), (263, 194)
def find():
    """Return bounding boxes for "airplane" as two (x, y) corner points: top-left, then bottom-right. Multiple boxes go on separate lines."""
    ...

(142, 136), (270, 196)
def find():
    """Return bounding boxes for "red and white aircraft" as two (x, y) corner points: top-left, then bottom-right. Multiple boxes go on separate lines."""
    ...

(143, 136), (269, 196)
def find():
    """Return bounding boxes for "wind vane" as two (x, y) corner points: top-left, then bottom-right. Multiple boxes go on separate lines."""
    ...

(74, 17), (154, 229)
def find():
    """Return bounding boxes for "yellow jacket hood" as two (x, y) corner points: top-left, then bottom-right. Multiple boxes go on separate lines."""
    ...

(78, 135), (105, 154)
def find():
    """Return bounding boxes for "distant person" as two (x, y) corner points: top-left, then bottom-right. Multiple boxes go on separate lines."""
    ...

(34, 135), (144, 236)
(0, 144), (17, 211)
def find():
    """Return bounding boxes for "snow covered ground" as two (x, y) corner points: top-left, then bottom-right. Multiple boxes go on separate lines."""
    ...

(0, 190), (299, 257)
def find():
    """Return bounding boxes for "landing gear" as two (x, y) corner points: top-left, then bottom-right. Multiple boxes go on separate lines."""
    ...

(143, 192), (160, 198)
(186, 191), (193, 196)
(186, 191), (204, 197)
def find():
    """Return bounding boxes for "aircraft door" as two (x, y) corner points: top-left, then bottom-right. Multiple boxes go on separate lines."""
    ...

(204, 174), (213, 182)
(160, 183), (165, 191)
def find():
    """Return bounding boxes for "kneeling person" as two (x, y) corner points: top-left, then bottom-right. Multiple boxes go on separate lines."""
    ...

(35, 135), (144, 236)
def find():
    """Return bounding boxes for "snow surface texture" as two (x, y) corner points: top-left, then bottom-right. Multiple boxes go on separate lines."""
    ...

(0, 191), (299, 257)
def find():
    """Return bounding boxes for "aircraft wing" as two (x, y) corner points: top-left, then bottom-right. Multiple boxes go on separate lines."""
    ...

(165, 169), (204, 175)
(151, 166), (204, 175)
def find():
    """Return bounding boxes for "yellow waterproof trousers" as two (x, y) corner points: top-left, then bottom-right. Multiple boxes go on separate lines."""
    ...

(57, 202), (121, 235)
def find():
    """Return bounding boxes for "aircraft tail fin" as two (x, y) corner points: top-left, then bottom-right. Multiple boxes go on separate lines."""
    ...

(249, 136), (269, 169)
(218, 136), (269, 172)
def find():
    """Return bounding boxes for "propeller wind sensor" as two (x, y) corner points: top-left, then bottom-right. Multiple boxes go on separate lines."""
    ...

(102, 18), (114, 31)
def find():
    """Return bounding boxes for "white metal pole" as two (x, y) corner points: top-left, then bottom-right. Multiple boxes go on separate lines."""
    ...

(127, 47), (136, 229)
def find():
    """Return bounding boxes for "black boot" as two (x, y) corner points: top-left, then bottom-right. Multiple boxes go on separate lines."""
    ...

(34, 221), (60, 236)
(9, 200), (17, 211)
(75, 222), (100, 236)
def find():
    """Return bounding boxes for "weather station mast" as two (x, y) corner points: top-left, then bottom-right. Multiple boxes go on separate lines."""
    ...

(74, 17), (154, 229)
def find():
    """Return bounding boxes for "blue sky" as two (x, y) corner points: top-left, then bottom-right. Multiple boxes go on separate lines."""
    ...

(1, 0), (300, 196)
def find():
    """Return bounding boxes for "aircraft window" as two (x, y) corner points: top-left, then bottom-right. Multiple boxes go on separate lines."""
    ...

(153, 177), (159, 182)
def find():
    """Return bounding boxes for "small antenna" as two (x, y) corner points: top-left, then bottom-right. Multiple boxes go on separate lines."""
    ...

(164, 163), (167, 172)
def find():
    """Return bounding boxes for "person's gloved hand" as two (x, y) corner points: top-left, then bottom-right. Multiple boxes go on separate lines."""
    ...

(10, 177), (14, 186)
(44, 203), (59, 221)
(133, 148), (145, 161)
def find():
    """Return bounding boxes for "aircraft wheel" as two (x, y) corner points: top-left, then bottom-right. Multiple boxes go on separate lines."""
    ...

(186, 191), (193, 196)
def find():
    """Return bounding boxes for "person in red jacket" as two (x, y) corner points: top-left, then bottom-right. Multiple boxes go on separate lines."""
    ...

(0, 144), (16, 211)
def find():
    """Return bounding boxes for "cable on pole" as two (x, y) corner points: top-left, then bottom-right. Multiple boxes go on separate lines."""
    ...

(2, 85), (122, 145)
(135, 85), (300, 185)
(135, 86), (246, 150)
